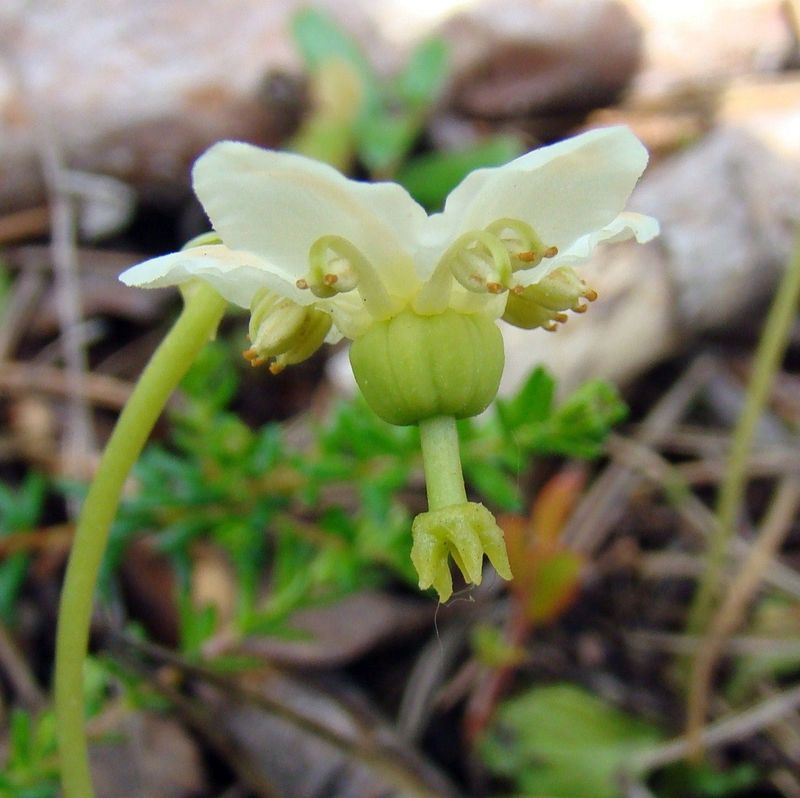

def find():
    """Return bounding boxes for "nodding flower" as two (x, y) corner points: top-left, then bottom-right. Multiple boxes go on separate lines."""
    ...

(121, 126), (658, 600)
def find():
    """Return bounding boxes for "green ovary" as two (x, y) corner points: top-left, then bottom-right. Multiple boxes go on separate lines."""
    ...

(348, 308), (505, 426)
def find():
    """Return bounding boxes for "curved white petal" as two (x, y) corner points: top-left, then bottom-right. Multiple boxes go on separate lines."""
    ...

(193, 142), (428, 297)
(514, 211), (660, 286)
(426, 127), (650, 259)
(119, 244), (309, 308)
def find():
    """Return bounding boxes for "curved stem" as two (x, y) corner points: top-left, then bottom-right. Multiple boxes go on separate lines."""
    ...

(55, 283), (226, 798)
(418, 415), (467, 510)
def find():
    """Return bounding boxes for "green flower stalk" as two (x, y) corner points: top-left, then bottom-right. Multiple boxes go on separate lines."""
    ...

(55, 277), (226, 798)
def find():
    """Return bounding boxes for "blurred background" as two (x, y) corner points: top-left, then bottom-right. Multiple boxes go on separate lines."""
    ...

(1, 1), (800, 796)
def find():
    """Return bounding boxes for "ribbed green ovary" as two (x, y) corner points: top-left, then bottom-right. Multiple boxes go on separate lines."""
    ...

(349, 308), (504, 426)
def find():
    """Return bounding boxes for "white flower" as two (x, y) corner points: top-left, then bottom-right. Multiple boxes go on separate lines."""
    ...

(121, 126), (658, 359)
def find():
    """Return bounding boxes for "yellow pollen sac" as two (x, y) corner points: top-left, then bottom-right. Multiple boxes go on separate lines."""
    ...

(502, 266), (598, 331)
(245, 289), (332, 373)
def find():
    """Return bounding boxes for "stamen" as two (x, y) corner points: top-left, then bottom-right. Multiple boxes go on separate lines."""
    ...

(584, 287), (599, 302)
(298, 235), (399, 319)
(485, 218), (557, 275)
(441, 230), (513, 295)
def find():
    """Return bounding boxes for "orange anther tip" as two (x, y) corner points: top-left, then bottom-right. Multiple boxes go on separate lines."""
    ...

(584, 288), (598, 301)
(516, 251), (536, 262)
(296, 278), (309, 289)
(269, 363), (285, 375)
(512, 285), (525, 295)
(573, 303), (588, 313)
(555, 312), (568, 323)
(323, 273), (338, 285)
(487, 282), (504, 294)
(544, 246), (558, 258)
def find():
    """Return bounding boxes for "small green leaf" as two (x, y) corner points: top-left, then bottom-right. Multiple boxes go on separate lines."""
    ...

(395, 136), (524, 209)
(356, 112), (419, 175)
(481, 683), (662, 798)
(394, 37), (449, 107)
(291, 8), (379, 112)
(525, 550), (583, 623)
(463, 460), (522, 511)
(496, 366), (556, 432)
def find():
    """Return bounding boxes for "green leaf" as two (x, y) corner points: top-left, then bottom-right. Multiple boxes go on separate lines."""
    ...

(463, 459), (522, 511)
(481, 683), (661, 798)
(0, 472), (47, 625)
(394, 37), (449, 107)
(395, 136), (524, 209)
(496, 366), (556, 432)
(291, 8), (379, 112)
(356, 112), (419, 175)
(525, 549), (583, 623)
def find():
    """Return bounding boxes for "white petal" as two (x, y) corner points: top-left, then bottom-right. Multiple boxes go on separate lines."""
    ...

(193, 142), (428, 296)
(515, 211), (660, 286)
(429, 127), (650, 256)
(119, 245), (309, 308)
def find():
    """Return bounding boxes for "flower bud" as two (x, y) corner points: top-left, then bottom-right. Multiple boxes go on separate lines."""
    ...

(349, 308), (504, 426)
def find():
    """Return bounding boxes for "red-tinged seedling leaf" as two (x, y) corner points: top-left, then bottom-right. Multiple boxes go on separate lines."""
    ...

(499, 467), (587, 625)
(500, 512), (537, 586)
(524, 549), (584, 624)
(530, 466), (587, 548)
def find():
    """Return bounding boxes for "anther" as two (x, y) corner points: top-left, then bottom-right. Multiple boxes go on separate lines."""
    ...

(543, 246), (558, 259)
(242, 348), (266, 367)
(323, 273), (338, 286)
(584, 287), (599, 302)
(573, 303), (588, 313)
(486, 282), (504, 294)
(296, 278), (309, 290)
(516, 251), (537, 263)
(554, 312), (569, 323)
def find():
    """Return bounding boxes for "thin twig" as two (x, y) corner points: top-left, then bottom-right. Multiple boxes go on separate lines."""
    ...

(31, 101), (96, 480)
(112, 632), (462, 798)
(608, 434), (800, 600)
(0, 362), (133, 409)
(0, 206), (51, 244)
(0, 269), (46, 360)
(629, 680), (800, 774)
(0, 621), (47, 711)
(686, 476), (800, 754)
